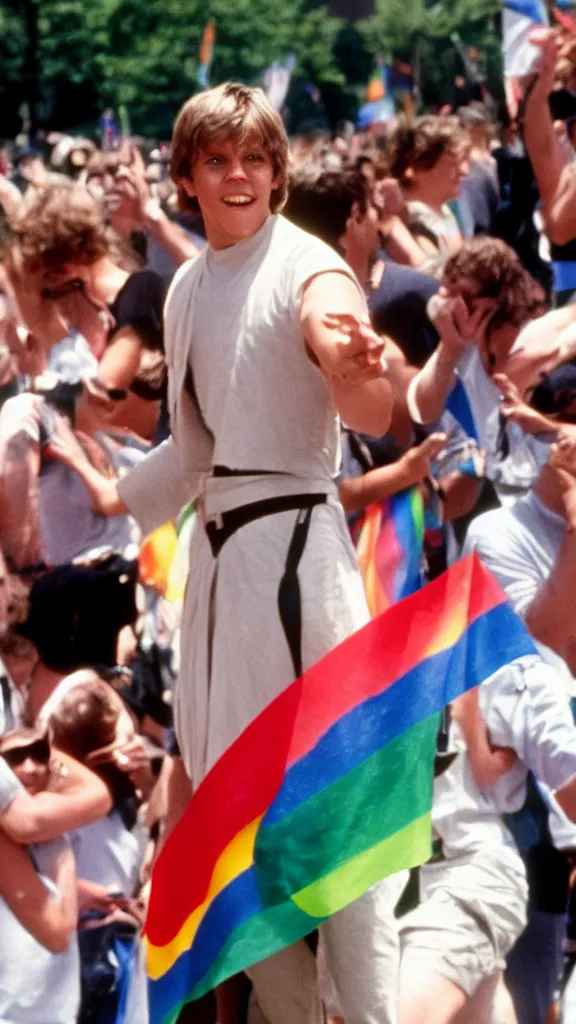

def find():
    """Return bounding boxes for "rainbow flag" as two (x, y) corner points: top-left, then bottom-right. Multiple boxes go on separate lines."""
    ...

(146, 553), (537, 1023)
(197, 20), (216, 90)
(355, 488), (425, 618)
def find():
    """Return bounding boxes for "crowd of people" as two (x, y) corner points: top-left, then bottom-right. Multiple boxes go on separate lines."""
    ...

(4, 24), (576, 1024)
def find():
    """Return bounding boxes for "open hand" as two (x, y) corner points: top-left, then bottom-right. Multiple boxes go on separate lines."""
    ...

(494, 373), (558, 436)
(321, 312), (386, 384)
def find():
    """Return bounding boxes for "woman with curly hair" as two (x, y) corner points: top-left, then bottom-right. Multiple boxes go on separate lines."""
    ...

(5, 180), (167, 440)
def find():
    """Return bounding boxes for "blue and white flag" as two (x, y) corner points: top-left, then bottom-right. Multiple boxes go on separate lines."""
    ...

(503, 0), (548, 79)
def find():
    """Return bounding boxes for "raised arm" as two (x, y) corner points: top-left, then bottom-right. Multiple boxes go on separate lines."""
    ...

(406, 293), (471, 424)
(301, 272), (393, 437)
(0, 752), (112, 845)
(407, 292), (497, 424)
(143, 200), (202, 266)
(524, 31), (576, 247)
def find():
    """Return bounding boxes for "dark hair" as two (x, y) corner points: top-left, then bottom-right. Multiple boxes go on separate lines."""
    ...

(41, 380), (83, 423)
(530, 360), (576, 419)
(284, 168), (370, 251)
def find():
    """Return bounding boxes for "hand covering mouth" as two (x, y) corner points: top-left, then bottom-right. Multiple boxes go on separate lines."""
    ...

(221, 195), (255, 205)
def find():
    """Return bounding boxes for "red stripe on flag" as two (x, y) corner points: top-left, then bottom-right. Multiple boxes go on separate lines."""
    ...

(147, 681), (301, 946)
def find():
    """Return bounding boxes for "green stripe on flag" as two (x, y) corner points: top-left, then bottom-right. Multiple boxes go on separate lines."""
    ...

(254, 713), (439, 903)
(291, 811), (431, 917)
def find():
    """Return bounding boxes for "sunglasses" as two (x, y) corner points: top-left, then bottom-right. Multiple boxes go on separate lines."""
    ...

(2, 737), (51, 768)
(88, 378), (128, 403)
(41, 277), (106, 317)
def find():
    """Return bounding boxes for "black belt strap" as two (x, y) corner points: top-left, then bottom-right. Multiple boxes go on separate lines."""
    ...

(277, 505), (316, 679)
(204, 493), (327, 558)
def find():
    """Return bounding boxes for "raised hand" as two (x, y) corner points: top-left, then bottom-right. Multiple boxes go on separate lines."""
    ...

(402, 432), (447, 485)
(373, 178), (407, 220)
(493, 373), (558, 437)
(549, 430), (576, 496)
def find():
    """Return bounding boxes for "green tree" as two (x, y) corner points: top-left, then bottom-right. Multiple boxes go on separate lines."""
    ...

(98, 0), (344, 137)
(360, 0), (503, 109)
(0, 1), (29, 135)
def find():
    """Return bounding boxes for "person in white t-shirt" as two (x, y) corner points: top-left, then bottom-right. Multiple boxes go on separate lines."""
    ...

(0, 731), (81, 1023)
(463, 396), (576, 1023)
(399, 654), (576, 1024)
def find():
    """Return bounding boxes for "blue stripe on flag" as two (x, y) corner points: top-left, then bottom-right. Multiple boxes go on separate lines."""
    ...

(446, 377), (479, 442)
(504, 0), (547, 22)
(262, 603), (536, 826)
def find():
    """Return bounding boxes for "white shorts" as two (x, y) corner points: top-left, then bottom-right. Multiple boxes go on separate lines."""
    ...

(399, 851), (528, 998)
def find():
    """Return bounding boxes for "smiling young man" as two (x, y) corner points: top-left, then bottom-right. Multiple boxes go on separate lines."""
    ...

(100, 83), (401, 1022)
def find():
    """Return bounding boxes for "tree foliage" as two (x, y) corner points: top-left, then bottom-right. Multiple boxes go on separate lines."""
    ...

(0, 0), (506, 138)
(359, 0), (503, 108)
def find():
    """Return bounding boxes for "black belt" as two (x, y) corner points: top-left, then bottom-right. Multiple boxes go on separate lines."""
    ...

(204, 493), (327, 558)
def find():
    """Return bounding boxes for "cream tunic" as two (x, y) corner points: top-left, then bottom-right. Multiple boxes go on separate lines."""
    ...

(121, 215), (371, 784)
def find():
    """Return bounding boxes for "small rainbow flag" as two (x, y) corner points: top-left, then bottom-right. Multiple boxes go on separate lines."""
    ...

(146, 554), (537, 1023)
(197, 20), (216, 90)
(355, 488), (425, 618)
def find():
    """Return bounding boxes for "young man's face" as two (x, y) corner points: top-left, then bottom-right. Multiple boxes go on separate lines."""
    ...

(341, 202), (380, 262)
(181, 136), (281, 249)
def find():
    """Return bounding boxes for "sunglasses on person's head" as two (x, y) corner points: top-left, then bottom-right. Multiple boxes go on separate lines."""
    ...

(42, 278), (106, 318)
(1, 736), (51, 768)
(88, 378), (128, 403)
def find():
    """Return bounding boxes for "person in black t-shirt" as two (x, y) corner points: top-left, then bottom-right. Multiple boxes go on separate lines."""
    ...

(369, 259), (439, 368)
(6, 180), (169, 441)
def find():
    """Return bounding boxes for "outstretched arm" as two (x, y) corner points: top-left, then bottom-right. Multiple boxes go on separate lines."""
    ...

(339, 433), (446, 513)
(301, 272), (393, 437)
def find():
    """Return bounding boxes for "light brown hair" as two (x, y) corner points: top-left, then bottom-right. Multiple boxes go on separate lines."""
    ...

(171, 82), (289, 214)
(48, 678), (119, 762)
(5, 181), (108, 280)
(388, 115), (468, 185)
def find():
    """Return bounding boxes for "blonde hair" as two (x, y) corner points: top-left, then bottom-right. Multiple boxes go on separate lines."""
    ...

(171, 82), (289, 214)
